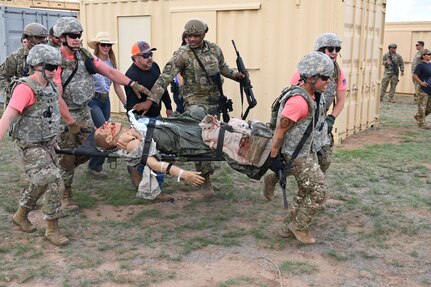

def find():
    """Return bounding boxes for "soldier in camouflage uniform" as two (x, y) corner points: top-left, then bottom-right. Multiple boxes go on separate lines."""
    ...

(268, 51), (333, 244)
(0, 23), (48, 107)
(412, 41), (425, 103)
(52, 17), (149, 211)
(412, 48), (431, 129)
(48, 26), (61, 48)
(130, 19), (244, 198)
(380, 43), (404, 103)
(0, 44), (69, 246)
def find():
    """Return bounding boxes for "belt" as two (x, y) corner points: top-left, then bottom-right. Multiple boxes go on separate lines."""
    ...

(95, 92), (109, 99)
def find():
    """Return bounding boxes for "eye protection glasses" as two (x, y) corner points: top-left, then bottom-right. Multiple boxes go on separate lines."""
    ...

(139, 52), (153, 59)
(317, 75), (331, 81)
(325, 46), (341, 53)
(66, 33), (82, 39)
(44, 64), (58, 72)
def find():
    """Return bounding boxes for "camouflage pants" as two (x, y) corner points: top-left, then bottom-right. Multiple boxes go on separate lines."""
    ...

(414, 89), (431, 125)
(186, 103), (219, 176)
(58, 107), (94, 187)
(16, 139), (64, 220)
(380, 74), (399, 100)
(283, 154), (329, 231)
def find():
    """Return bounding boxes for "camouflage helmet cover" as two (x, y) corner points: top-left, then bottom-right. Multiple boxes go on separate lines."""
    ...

(388, 43), (397, 49)
(314, 33), (342, 51)
(23, 23), (49, 37)
(26, 44), (62, 66)
(297, 51), (334, 78)
(184, 19), (208, 35)
(53, 17), (83, 37)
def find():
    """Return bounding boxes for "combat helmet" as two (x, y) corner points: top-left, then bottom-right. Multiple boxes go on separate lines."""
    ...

(314, 33), (342, 51)
(53, 17), (83, 37)
(184, 19), (208, 35)
(388, 43), (397, 49)
(297, 51), (334, 78)
(27, 44), (62, 67)
(23, 23), (49, 38)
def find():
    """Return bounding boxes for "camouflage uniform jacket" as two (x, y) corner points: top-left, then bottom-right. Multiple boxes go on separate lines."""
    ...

(382, 52), (404, 76)
(322, 61), (340, 113)
(12, 77), (61, 143)
(150, 40), (238, 107)
(279, 86), (327, 157)
(411, 51), (422, 73)
(0, 46), (30, 97)
(60, 48), (94, 110)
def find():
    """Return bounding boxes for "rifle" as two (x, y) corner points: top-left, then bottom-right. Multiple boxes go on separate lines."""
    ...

(210, 73), (233, 122)
(231, 40), (257, 120)
(388, 54), (399, 76)
(275, 154), (289, 209)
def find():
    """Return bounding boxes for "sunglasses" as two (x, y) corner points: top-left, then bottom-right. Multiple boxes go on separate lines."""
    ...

(325, 46), (341, 53)
(44, 64), (58, 72)
(317, 75), (331, 81)
(426, 53), (431, 56)
(100, 43), (112, 48)
(139, 52), (153, 59)
(66, 33), (82, 39)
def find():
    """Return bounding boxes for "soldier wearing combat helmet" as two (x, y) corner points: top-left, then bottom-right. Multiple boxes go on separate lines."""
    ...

(52, 17), (149, 211)
(266, 51), (333, 244)
(0, 44), (70, 246)
(380, 43), (404, 102)
(134, 18), (245, 198)
(0, 23), (49, 107)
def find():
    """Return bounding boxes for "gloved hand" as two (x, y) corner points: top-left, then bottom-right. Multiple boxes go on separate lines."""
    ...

(269, 155), (285, 172)
(67, 122), (82, 135)
(325, 115), (336, 134)
(130, 81), (150, 100)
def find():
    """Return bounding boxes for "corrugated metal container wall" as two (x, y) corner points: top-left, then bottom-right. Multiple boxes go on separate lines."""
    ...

(383, 21), (431, 96)
(80, 0), (385, 143)
(0, 6), (77, 63)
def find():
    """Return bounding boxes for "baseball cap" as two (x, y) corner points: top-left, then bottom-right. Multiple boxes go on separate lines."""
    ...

(131, 41), (157, 55)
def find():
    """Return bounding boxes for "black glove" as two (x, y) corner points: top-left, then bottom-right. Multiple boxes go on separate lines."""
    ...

(326, 115), (336, 134)
(269, 155), (285, 172)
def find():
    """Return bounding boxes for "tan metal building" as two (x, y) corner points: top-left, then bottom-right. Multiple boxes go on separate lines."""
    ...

(78, 0), (386, 143)
(383, 21), (431, 96)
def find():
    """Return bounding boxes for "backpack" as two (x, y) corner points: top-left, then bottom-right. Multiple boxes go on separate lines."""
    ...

(268, 86), (296, 130)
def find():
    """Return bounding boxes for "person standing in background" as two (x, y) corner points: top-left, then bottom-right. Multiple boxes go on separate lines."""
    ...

(86, 32), (126, 177)
(412, 41), (425, 103)
(380, 43), (404, 103)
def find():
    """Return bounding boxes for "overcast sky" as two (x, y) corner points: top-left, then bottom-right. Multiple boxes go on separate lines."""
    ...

(386, 0), (431, 22)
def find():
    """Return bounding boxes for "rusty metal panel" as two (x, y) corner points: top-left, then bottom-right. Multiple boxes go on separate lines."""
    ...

(80, 0), (386, 143)
(384, 22), (431, 95)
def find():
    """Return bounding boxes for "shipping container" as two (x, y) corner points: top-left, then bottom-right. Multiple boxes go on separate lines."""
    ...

(79, 0), (386, 143)
(383, 21), (431, 96)
(0, 6), (77, 63)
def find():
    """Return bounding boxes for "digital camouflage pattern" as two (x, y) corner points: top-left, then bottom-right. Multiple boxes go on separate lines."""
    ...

(53, 17), (82, 37)
(149, 40), (238, 115)
(12, 77), (60, 143)
(297, 51), (334, 78)
(314, 33), (342, 51)
(16, 138), (64, 220)
(411, 51), (422, 74)
(0, 46), (30, 102)
(60, 49), (94, 110)
(414, 89), (431, 126)
(26, 44), (62, 66)
(283, 154), (328, 231)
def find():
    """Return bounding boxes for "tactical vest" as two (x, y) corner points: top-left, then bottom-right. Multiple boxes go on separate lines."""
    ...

(278, 86), (327, 157)
(322, 61), (340, 113)
(0, 47), (30, 102)
(12, 77), (61, 143)
(60, 49), (94, 110)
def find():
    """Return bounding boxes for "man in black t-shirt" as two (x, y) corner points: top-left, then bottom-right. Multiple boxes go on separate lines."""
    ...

(125, 41), (172, 117)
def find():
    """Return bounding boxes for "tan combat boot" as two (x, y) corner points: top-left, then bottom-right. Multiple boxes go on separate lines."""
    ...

(287, 222), (315, 244)
(201, 175), (215, 198)
(62, 186), (79, 211)
(45, 219), (69, 246)
(263, 173), (278, 201)
(127, 165), (142, 189)
(12, 207), (36, 233)
(155, 193), (175, 203)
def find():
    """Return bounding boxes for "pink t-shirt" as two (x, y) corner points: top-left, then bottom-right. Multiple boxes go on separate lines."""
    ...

(54, 52), (101, 87)
(290, 68), (347, 91)
(281, 95), (310, 123)
(8, 84), (36, 113)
